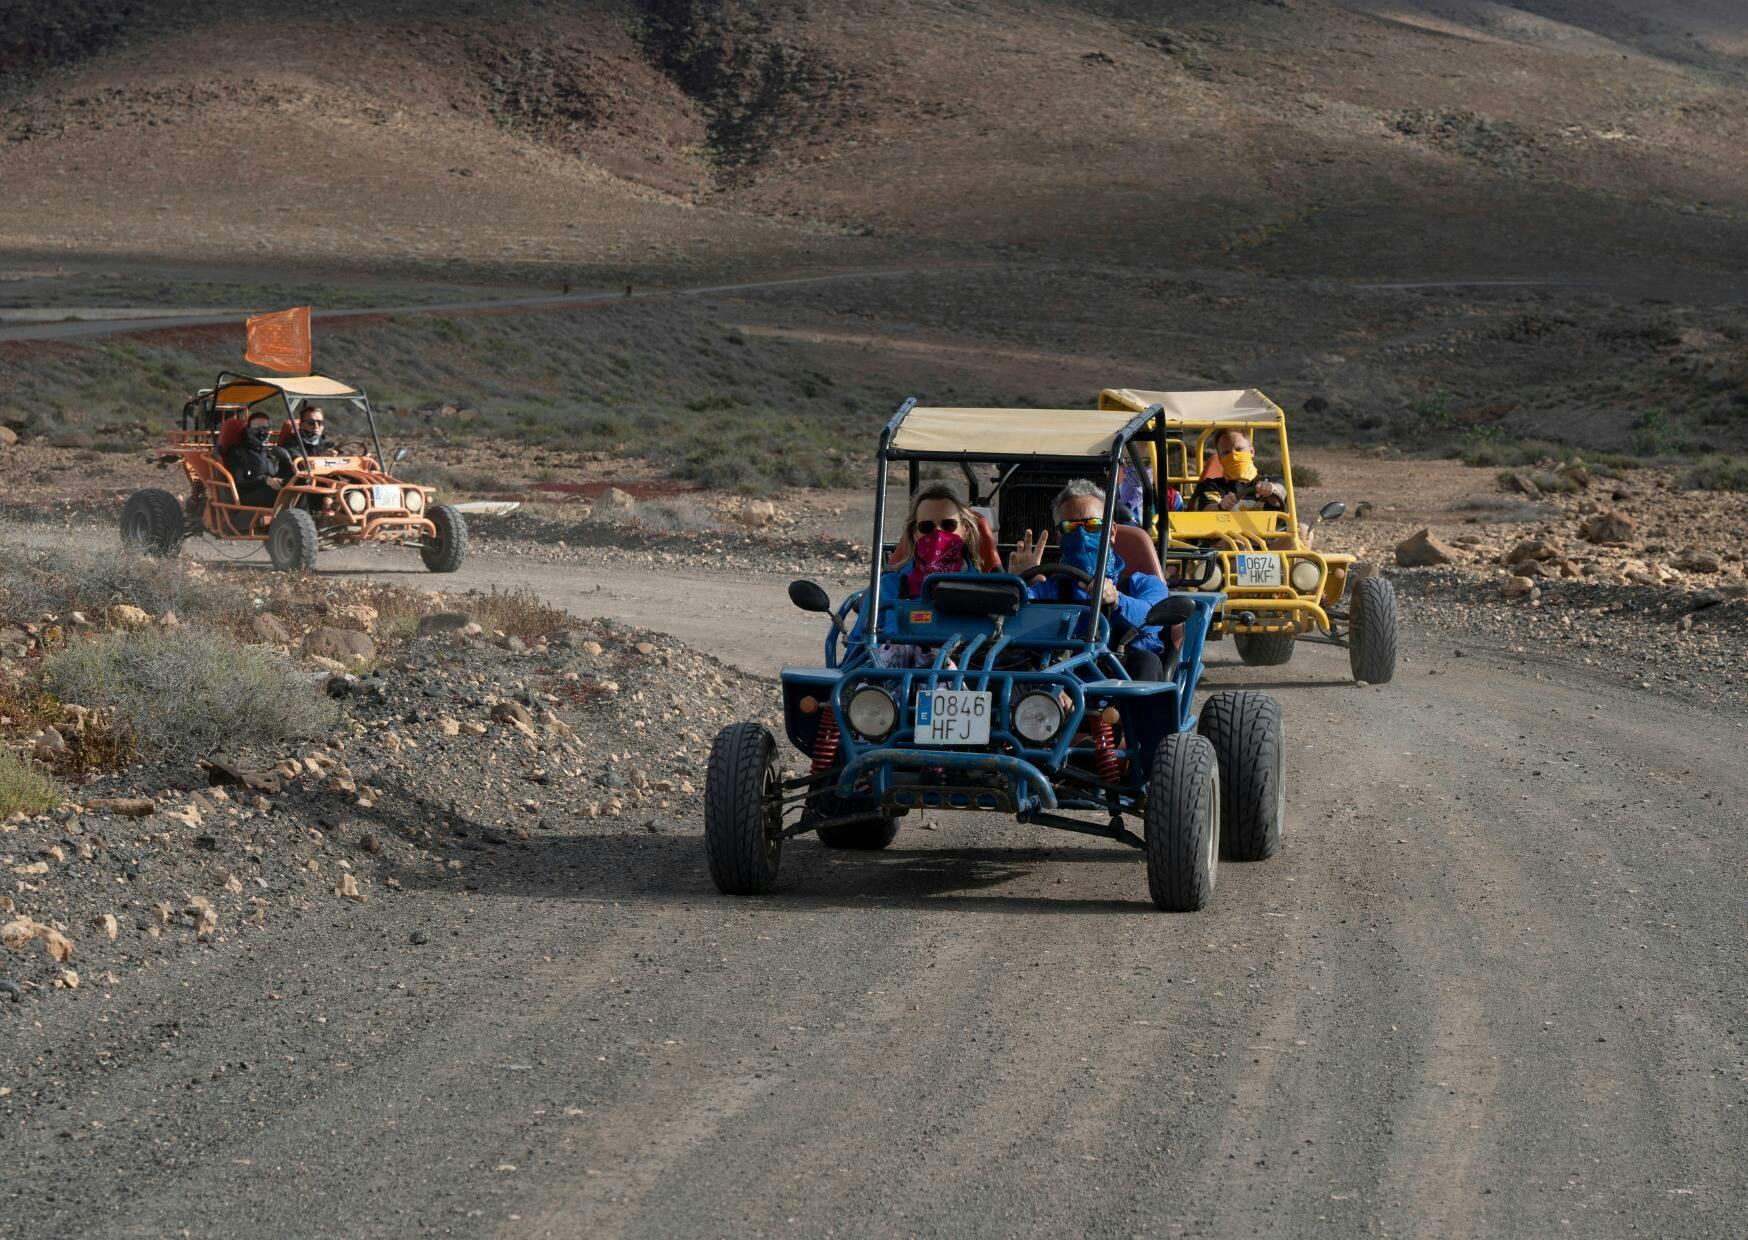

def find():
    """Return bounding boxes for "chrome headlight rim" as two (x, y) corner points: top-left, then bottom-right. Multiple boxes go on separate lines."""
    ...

(1289, 559), (1321, 593)
(1013, 690), (1065, 744)
(845, 685), (898, 741)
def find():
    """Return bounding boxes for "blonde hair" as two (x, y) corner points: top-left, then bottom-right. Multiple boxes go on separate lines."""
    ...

(894, 481), (989, 570)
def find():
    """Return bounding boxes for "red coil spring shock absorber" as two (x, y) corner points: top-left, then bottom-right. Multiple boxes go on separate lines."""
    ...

(811, 707), (841, 773)
(1090, 715), (1121, 784)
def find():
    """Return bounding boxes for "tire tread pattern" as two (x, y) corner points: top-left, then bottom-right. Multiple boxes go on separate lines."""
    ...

(1198, 690), (1285, 862)
(120, 488), (185, 558)
(1234, 631), (1296, 667)
(421, 505), (468, 573)
(705, 722), (781, 894)
(1349, 575), (1398, 684)
(1144, 732), (1220, 911)
(267, 508), (319, 572)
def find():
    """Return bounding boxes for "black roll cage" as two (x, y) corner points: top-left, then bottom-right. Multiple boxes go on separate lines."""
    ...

(867, 399), (1168, 645)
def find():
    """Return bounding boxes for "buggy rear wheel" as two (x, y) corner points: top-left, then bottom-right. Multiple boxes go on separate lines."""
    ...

(1143, 732), (1220, 912)
(421, 504), (468, 573)
(119, 488), (185, 558)
(1198, 690), (1285, 862)
(705, 722), (783, 894)
(266, 508), (319, 572)
(1349, 575), (1398, 684)
(1233, 631), (1296, 667)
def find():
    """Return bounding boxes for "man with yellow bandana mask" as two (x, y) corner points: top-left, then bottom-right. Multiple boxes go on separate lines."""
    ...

(1193, 428), (1287, 513)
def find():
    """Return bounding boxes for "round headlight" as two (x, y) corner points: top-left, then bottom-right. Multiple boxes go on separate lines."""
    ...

(1201, 561), (1223, 592)
(1290, 560), (1320, 593)
(343, 488), (367, 514)
(403, 487), (424, 512)
(1013, 691), (1064, 744)
(845, 686), (897, 740)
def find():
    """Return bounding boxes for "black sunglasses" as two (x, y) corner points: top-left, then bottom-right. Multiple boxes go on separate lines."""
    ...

(915, 518), (959, 535)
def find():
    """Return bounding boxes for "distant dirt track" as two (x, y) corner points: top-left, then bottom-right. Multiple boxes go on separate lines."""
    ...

(0, 266), (930, 345)
(5, 531), (1743, 1239)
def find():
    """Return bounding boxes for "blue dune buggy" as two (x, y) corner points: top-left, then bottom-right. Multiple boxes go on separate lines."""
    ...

(704, 401), (1286, 911)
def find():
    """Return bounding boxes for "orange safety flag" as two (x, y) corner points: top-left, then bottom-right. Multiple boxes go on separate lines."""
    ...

(244, 306), (312, 374)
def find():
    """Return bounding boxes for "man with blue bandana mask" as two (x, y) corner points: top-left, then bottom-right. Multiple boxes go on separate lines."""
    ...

(1008, 479), (1174, 681)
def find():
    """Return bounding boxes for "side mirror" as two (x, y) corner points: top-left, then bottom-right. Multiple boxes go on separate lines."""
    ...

(393, 447), (411, 463)
(1144, 596), (1199, 629)
(1318, 500), (1345, 522)
(788, 580), (832, 614)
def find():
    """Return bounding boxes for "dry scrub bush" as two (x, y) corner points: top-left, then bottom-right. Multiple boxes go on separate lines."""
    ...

(0, 748), (64, 818)
(0, 533), (247, 629)
(42, 629), (338, 761)
(460, 587), (574, 644)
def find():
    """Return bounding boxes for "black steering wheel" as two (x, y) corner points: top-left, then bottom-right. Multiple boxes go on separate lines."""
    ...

(332, 439), (372, 457)
(1018, 562), (1100, 599)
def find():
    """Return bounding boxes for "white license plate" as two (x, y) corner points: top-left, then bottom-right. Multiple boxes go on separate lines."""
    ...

(1232, 553), (1283, 587)
(915, 689), (991, 746)
(371, 485), (402, 509)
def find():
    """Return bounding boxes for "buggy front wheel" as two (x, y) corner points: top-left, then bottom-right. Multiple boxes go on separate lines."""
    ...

(421, 504), (468, 573)
(120, 488), (185, 558)
(1198, 690), (1285, 862)
(1348, 576), (1398, 684)
(1144, 732), (1220, 912)
(810, 791), (900, 850)
(705, 722), (783, 894)
(1233, 631), (1295, 667)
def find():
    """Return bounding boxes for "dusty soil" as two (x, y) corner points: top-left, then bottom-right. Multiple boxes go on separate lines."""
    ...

(0, 520), (1744, 1239)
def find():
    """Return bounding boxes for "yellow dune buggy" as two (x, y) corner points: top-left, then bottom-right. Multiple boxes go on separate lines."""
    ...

(120, 371), (466, 573)
(1096, 388), (1396, 684)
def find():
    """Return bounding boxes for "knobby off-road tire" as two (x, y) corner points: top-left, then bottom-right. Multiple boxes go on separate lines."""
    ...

(421, 504), (468, 573)
(705, 722), (783, 895)
(266, 508), (319, 572)
(119, 488), (185, 558)
(1198, 690), (1285, 862)
(811, 791), (901, 850)
(1234, 631), (1296, 667)
(1348, 575), (1398, 684)
(1144, 732), (1221, 912)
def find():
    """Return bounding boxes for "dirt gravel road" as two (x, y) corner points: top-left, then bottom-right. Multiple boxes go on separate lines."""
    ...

(5, 543), (1745, 1239)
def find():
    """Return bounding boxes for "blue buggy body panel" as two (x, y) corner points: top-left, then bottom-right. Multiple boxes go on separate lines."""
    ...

(781, 573), (1221, 821)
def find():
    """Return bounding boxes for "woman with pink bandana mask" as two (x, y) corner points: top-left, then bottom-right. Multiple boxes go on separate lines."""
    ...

(850, 482), (991, 667)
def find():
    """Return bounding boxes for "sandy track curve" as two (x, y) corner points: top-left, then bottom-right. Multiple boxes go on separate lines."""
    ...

(5, 537), (1744, 1238)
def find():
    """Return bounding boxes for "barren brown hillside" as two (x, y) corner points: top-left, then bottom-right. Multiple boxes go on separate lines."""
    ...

(3, 0), (1747, 280)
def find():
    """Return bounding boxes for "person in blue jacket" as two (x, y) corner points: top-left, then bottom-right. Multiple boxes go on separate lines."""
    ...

(1008, 479), (1173, 681)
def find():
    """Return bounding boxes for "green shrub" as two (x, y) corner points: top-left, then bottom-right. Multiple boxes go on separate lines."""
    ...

(42, 629), (338, 761)
(0, 749), (64, 818)
(1682, 456), (1748, 492)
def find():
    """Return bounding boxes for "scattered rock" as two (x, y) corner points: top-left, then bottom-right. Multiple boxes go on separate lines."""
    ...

(1671, 547), (1722, 574)
(198, 757), (283, 795)
(250, 614), (293, 645)
(1395, 529), (1458, 568)
(490, 700), (538, 738)
(302, 627), (376, 664)
(0, 426), (17, 447)
(34, 727), (66, 759)
(338, 873), (367, 903)
(1501, 575), (1538, 599)
(94, 913), (119, 941)
(107, 603), (151, 630)
(1579, 510), (1635, 545)
(1501, 471), (1540, 497)
(600, 487), (636, 511)
(86, 797), (153, 817)
(1353, 501), (1374, 519)
(1504, 537), (1560, 566)
(416, 611), (471, 637)
(409, 929), (429, 945)
(328, 603), (379, 633)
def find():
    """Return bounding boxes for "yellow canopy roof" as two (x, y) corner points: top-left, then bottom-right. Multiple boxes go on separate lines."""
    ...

(1099, 388), (1281, 424)
(892, 407), (1146, 459)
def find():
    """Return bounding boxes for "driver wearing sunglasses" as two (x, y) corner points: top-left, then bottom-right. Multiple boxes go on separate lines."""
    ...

(280, 402), (337, 457)
(1007, 479), (1174, 681)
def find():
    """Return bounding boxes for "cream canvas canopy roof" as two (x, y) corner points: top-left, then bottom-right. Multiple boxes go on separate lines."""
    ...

(1100, 388), (1281, 425)
(891, 406), (1149, 459)
(213, 374), (361, 405)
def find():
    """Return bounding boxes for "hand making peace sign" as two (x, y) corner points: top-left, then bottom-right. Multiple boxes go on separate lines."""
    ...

(1007, 528), (1047, 574)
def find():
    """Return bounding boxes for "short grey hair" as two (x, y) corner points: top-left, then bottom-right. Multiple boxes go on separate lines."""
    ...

(1051, 478), (1105, 516)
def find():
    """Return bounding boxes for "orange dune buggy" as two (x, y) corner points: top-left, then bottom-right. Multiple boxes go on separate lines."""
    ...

(120, 371), (466, 573)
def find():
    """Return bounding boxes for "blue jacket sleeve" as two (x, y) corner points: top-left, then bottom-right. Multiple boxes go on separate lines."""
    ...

(1111, 572), (1169, 635)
